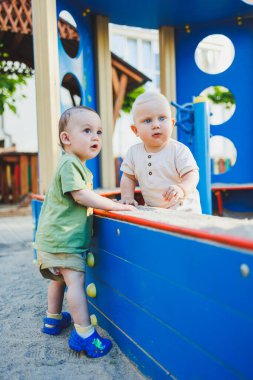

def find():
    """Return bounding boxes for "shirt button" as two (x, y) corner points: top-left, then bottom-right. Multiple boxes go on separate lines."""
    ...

(179, 201), (183, 206)
(148, 155), (151, 158)
(149, 172), (152, 175)
(148, 163), (151, 166)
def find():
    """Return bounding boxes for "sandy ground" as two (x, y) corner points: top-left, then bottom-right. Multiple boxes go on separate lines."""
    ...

(0, 215), (144, 380)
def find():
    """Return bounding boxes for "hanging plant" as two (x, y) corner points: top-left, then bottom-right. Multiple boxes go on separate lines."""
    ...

(0, 44), (33, 116)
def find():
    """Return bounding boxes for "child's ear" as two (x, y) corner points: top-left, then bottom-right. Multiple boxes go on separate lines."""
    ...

(171, 118), (175, 127)
(131, 125), (139, 136)
(60, 131), (70, 146)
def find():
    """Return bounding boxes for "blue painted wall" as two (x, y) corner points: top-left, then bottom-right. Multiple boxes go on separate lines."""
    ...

(57, 0), (100, 188)
(175, 20), (253, 185)
(32, 198), (253, 379)
(87, 215), (253, 380)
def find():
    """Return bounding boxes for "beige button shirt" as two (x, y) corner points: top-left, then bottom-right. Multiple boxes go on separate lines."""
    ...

(120, 139), (202, 213)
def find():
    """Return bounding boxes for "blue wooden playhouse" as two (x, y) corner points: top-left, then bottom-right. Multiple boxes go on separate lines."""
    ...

(32, 0), (253, 379)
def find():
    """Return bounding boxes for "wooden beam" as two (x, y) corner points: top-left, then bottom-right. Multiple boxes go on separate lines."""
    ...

(112, 67), (120, 96)
(111, 58), (143, 83)
(32, 0), (61, 193)
(159, 26), (177, 139)
(113, 74), (128, 124)
(93, 15), (115, 189)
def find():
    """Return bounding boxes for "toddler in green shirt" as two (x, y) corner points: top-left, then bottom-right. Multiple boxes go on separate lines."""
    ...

(35, 106), (134, 357)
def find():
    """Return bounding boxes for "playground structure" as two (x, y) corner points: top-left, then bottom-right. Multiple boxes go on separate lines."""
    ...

(32, 194), (253, 380)
(0, 0), (150, 199)
(28, 0), (253, 378)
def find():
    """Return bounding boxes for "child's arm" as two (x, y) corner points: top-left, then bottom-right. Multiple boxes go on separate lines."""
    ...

(179, 169), (199, 195)
(71, 189), (135, 211)
(163, 169), (199, 203)
(119, 173), (138, 206)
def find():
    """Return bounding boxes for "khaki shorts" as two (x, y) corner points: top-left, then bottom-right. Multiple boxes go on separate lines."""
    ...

(37, 250), (86, 282)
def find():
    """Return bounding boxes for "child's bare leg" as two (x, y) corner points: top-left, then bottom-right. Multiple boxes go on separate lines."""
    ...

(43, 280), (71, 335)
(63, 267), (112, 356)
(60, 268), (90, 326)
(47, 280), (66, 314)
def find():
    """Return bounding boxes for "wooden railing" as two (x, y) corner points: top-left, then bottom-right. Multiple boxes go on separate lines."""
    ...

(0, 152), (38, 203)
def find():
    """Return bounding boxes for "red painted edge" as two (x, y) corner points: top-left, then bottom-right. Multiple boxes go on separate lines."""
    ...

(31, 193), (253, 251)
(94, 209), (253, 251)
(211, 185), (253, 191)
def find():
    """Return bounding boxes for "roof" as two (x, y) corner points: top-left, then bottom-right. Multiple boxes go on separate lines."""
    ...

(74, 0), (253, 29)
(111, 52), (150, 93)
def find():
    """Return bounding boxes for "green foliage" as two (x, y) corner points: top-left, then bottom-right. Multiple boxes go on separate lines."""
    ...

(122, 86), (145, 114)
(207, 86), (235, 109)
(0, 44), (33, 116)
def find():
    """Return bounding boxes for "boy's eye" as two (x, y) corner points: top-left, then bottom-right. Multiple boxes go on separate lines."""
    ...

(144, 118), (152, 124)
(97, 130), (102, 135)
(159, 116), (166, 121)
(83, 128), (91, 134)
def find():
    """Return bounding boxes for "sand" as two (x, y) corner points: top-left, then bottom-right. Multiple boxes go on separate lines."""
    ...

(114, 206), (253, 241)
(0, 215), (144, 380)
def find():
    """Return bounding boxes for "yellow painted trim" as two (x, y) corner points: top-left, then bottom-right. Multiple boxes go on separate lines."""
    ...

(32, 0), (61, 194)
(194, 96), (208, 103)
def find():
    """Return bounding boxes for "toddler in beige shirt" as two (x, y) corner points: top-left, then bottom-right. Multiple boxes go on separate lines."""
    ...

(120, 91), (202, 213)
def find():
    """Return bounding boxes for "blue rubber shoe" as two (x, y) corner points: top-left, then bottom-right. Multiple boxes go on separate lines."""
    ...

(42, 312), (71, 335)
(69, 328), (112, 358)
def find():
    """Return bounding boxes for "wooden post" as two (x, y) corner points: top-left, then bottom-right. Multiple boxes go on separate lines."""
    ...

(10, 163), (18, 203)
(2, 163), (9, 203)
(30, 154), (38, 194)
(20, 154), (29, 197)
(159, 26), (177, 139)
(113, 74), (128, 124)
(32, 0), (61, 194)
(93, 15), (115, 189)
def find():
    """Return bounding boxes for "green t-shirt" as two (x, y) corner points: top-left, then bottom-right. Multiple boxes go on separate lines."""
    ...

(35, 153), (93, 254)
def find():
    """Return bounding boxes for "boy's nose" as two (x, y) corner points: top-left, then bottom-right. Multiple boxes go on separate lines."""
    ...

(152, 120), (161, 129)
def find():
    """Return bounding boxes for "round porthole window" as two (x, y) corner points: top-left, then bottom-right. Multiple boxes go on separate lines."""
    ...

(241, 0), (253, 4)
(210, 136), (237, 175)
(58, 10), (80, 58)
(60, 73), (82, 109)
(195, 34), (235, 74)
(200, 86), (236, 125)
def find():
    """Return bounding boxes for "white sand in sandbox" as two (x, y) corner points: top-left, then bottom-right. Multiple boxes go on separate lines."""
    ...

(112, 206), (253, 241)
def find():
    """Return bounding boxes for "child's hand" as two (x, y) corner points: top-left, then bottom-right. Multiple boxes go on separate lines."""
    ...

(118, 198), (138, 206)
(163, 185), (184, 205)
(112, 202), (136, 211)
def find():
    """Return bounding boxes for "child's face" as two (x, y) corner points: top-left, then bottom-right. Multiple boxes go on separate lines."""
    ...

(61, 110), (102, 163)
(132, 97), (174, 152)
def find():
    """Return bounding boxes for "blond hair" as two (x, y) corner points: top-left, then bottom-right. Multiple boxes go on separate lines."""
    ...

(131, 91), (171, 122)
